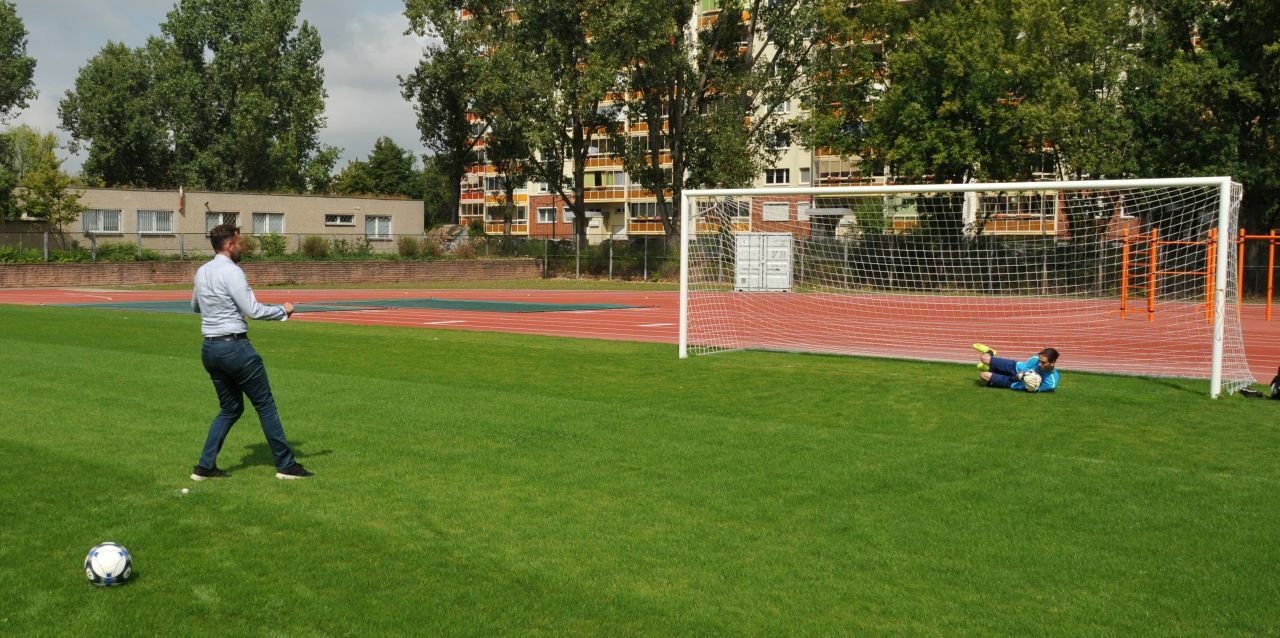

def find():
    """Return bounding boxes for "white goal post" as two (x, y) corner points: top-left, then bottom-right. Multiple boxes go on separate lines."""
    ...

(678, 177), (1251, 398)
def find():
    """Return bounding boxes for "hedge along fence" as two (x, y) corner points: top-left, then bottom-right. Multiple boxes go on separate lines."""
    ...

(0, 259), (541, 288)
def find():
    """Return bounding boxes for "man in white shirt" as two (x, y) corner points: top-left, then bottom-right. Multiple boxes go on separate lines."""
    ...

(190, 224), (312, 480)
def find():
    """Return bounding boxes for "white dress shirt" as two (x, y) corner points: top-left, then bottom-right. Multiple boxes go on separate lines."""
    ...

(191, 254), (287, 337)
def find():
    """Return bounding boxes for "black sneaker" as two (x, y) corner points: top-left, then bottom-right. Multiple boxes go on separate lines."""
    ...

(191, 465), (230, 481)
(275, 463), (314, 480)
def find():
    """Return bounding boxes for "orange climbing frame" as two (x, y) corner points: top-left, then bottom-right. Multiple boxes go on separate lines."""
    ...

(1122, 228), (1280, 321)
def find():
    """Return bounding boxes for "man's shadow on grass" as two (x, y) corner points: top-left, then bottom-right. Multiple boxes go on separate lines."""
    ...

(226, 441), (333, 472)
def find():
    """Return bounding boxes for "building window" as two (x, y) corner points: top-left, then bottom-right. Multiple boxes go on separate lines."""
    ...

(797, 202), (810, 222)
(365, 215), (392, 240)
(629, 202), (662, 219)
(799, 167), (811, 184)
(563, 207), (575, 222)
(765, 168), (790, 185)
(137, 209), (173, 234)
(83, 209), (122, 234)
(766, 131), (791, 150)
(537, 182), (549, 193)
(776, 99), (791, 114)
(325, 214), (355, 226)
(537, 207), (556, 223)
(205, 212), (239, 232)
(251, 212), (285, 235)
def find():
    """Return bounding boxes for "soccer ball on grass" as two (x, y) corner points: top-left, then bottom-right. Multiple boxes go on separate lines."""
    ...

(85, 542), (132, 587)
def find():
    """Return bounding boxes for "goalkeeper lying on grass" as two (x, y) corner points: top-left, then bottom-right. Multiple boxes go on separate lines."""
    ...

(973, 344), (1060, 393)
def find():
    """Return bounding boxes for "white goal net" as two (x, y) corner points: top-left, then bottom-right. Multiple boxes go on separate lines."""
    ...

(678, 178), (1252, 397)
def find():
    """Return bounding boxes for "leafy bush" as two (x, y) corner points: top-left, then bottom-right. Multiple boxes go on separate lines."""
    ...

(331, 236), (374, 258)
(0, 246), (41, 263)
(422, 238), (445, 258)
(260, 233), (287, 257)
(450, 241), (476, 259)
(239, 234), (259, 256)
(301, 235), (330, 258)
(467, 218), (485, 238)
(96, 241), (139, 262)
(397, 235), (422, 258)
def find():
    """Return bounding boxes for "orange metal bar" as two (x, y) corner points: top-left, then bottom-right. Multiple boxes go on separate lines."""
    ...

(1269, 231), (1276, 320)
(1120, 229), (1130, 319)
(1238, 229), (1246, 305)
(1148, 227), (1158, 321)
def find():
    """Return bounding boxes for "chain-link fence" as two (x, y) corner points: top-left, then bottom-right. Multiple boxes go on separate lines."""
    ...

(0, 229), (681, 282)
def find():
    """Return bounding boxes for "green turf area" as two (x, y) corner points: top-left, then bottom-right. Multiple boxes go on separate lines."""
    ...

(0, 305), (1276, 635)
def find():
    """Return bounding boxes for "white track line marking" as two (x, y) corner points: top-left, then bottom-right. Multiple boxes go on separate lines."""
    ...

(639, 323), (674, 327)
(421, 320), (467, 325)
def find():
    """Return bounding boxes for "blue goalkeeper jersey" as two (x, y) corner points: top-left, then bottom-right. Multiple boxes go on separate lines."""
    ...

(1012, 356), (1059, 392)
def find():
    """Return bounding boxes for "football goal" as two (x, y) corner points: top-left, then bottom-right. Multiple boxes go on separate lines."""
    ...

(678, 178), (1252, 397)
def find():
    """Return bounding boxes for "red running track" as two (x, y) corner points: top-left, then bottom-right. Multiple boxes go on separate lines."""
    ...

(2, 287), (1278, 383)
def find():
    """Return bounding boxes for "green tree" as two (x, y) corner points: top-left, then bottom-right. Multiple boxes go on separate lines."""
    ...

(510, 0), (633, 245)
(18, 166), (85, 246)
(59, 0), (332, 192)
(0, 125), (59, 220)
(58, 42), (175, 187)
(1125, 0), (1280, 233)
(0, 0), (35, 121)
(616, 0), (823, 238)
(332, 160), (376, 195)
(366, 136), (420, 197)
(402, 0), (500, 224)
(419, 154), (454, 228)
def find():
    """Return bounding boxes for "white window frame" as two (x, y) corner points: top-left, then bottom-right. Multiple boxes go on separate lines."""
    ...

(205, 212), (239, 232)
(136, 209), (173, 235)
(83, 209), (122, 234)
(324, 213), (356, 227)
(799, 167), (811, 185)
(251, 212), (285, 235)
(765, 168), (790, 185)
(537, 207), (556, 223)
(563, 207), (575, 222)
(365, 215), (392, 240)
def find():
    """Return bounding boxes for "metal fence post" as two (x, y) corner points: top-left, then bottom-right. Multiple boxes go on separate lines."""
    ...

(137, 229), (143, 259)
(608, 239), (614, 280)
(575, 235), (581, 279)
(43, 231), (49, 263)
(91, 233), (97, 262)
(179, 233), (185, 259)
(643, 235), (649, 281)
(543, 237), (548, 279)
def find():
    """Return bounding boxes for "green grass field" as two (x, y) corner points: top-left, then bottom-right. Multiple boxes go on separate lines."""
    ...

(1, 304), (1277, 636)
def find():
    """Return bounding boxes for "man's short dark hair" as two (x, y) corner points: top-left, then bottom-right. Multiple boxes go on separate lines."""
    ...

(209, 224), (240, 252)
(1039, 347), (1060, 363)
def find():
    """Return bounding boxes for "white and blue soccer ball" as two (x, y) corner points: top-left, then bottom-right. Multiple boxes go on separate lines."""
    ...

(85, 542), (132, 587)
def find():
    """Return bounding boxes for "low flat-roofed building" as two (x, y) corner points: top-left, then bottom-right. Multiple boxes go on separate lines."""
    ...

(70, 188), (424, 256)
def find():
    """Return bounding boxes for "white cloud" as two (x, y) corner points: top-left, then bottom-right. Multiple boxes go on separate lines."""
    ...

(310, 8), (430, 163)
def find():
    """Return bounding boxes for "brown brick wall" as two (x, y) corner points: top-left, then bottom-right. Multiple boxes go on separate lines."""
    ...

(0, 259), (541, 288)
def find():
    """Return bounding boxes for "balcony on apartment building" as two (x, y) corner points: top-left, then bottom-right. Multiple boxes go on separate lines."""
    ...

(484, 217), (529, 235)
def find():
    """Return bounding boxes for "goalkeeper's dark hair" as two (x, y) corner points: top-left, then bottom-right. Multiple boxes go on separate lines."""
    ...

(1039, 347), (1060, 363)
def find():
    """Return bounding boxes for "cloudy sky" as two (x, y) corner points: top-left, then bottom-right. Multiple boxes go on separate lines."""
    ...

(9, 0), (431, 173)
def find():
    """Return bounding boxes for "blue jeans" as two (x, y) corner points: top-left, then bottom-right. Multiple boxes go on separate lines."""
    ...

(198, 338), (296, 471)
